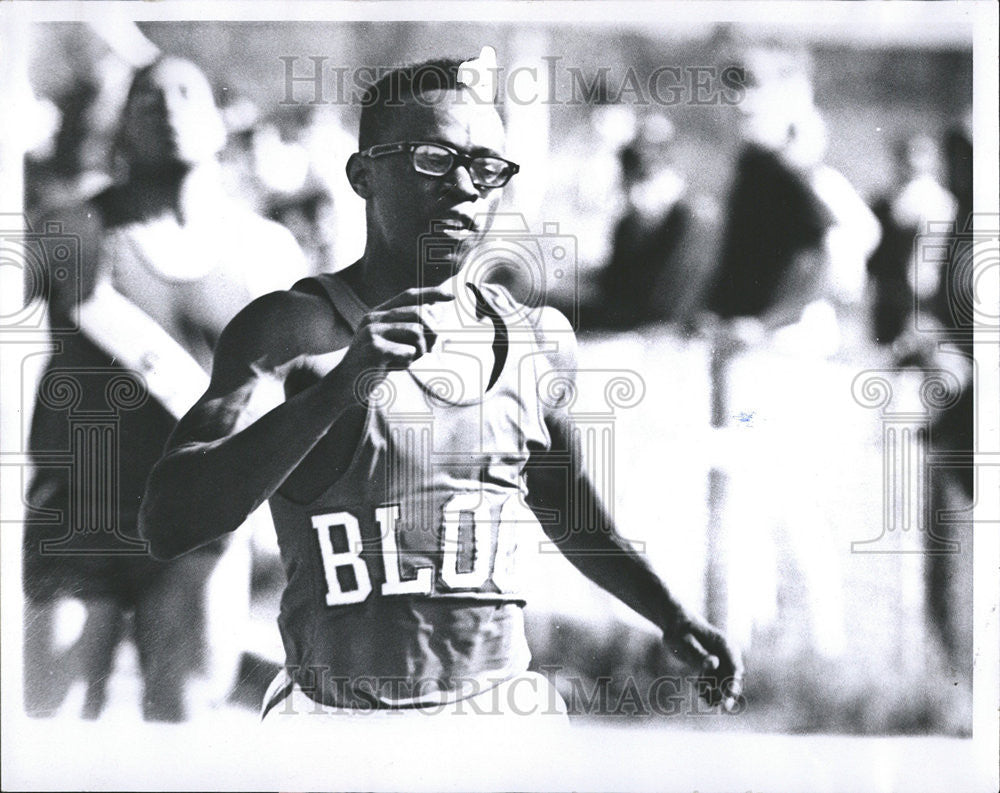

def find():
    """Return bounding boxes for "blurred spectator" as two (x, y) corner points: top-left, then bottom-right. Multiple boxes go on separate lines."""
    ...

(217, 103), (363, 274)
(934, 116), (974, 331)
(24, 79), (110, 225)
(266, 187), (336, 274)
(217, 91), (269, 215)
(592, 114), (714, 330)
(294, 106), (367, 271)
(866, 134), (957, 345)
(26, 45), (139, 225)
(707, 51), (879, 354)
(23, 56), (306, 722)
(548, 96), (638, 284)
(891, 118), (974, 690)
(700, 44), (881, 662)
(893, 333), (973, 688)
(707, 44), (827, 338)
(943, 119), (973, 232)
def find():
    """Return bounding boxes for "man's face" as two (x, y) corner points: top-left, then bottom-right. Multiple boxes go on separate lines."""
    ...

(364, 87), (508, 276)
(119, 58), (226, 169)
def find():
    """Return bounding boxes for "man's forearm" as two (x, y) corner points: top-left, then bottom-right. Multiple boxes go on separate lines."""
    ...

(139, 366), (361, 559)
(532, 466), (689, 637)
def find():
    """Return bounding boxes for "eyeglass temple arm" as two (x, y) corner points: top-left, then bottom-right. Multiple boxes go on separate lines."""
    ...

(360, 142), (410, 157)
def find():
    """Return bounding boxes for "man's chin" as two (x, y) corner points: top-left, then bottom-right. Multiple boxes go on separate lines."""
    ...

(421, 229), (474, 262)
(419, 221), (496, 287)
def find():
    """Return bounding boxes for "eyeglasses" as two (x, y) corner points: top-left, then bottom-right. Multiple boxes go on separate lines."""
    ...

(358, 141), (520, 189)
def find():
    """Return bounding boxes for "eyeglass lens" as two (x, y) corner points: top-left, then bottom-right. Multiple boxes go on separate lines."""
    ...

(411, 144), (512, 187)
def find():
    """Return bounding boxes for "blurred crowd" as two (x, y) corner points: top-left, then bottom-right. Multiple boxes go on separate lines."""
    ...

(578, 44), (973, 355)
(23, 34), (973, 353)
(25, 63), (364, 276)
(17, 24), (975, 730)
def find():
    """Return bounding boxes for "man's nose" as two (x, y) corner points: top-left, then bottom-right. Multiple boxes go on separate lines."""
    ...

(444, 163), (481, 201)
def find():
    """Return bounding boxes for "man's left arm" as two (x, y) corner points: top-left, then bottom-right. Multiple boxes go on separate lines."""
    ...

(525, 307), (744, 710)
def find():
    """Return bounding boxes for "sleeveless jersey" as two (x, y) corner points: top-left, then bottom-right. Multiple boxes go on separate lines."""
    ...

(268, 273), (552, 707)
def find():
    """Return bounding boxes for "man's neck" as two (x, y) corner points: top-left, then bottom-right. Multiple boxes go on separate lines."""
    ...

(344, 242), (458, 308)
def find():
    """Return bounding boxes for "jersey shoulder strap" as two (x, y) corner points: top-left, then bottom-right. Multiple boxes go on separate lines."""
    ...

(303, 272), (370, 333)
(476, 280), (517, 315)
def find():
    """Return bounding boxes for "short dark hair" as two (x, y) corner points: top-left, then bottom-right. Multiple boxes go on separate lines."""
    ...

(357, 57), (487, 150)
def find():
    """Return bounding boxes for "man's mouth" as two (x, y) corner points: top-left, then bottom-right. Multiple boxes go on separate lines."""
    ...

(433, 214), (478, 234)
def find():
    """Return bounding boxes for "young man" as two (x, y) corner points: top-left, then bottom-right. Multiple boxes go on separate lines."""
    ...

(25, 56), (306, 721)
(139, 54), (743, 719)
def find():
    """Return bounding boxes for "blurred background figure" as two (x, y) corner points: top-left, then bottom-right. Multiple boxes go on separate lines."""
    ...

(22, 80), (101, 224)
(933, 115), (974, 331)
(546, 92), (638, 304)
(866, 134), (957, 346)
(592, 114), (715, 331)
(23, 54), (306, 722)
(943, 117), (973, 237)
(894, 332), (974, 696)
(217, 102), (364, 274)
(288, 104), (367, 271)
(23, 53), (132, 226)
(707, 43), (880, 355)
(699, 42), (882, 672)
(887, 116), (974, 701)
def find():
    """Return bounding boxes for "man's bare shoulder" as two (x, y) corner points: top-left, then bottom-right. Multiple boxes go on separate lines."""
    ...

(532, 304), (574, 335)
(528, 304), (578, 372)
(213, 283), (353, 378)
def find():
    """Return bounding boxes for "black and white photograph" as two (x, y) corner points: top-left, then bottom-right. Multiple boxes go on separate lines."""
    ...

(1, 2), (997, 791)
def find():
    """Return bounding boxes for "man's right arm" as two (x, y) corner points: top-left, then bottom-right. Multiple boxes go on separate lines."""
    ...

(139, 284), (455, 560)
(138, 289), (355, 559)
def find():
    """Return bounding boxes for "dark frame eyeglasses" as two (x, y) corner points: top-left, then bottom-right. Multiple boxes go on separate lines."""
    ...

(358, 141), (520, 189)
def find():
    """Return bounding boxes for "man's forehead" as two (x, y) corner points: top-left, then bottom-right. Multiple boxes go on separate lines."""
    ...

(386, 88), (506, 150)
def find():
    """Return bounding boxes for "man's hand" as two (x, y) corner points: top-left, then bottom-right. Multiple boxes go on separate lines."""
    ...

(338, 286), (455, 381)
(666, 613), (745, 713)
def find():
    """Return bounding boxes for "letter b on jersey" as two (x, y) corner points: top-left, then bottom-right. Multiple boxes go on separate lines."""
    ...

(312, 512), (373, 605)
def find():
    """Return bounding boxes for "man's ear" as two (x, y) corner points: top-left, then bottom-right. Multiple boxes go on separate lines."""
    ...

(346, 153), (372, 199)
